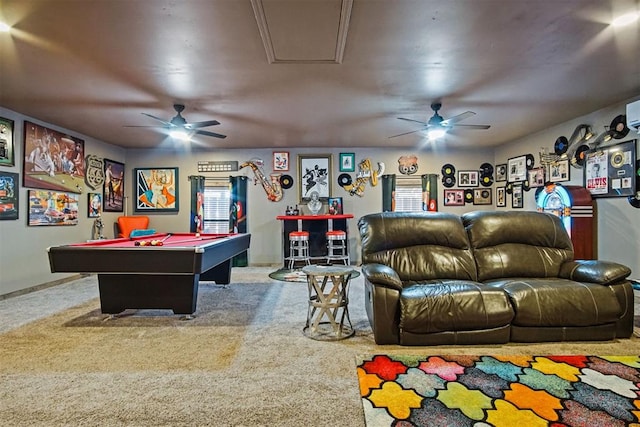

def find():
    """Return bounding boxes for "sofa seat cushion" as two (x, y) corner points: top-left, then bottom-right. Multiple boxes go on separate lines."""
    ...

(399, 280), (514, 335)
(484, 278), (622, 327)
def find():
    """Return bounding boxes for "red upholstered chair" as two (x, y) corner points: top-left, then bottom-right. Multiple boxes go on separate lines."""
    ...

(116, 215), (150, 238)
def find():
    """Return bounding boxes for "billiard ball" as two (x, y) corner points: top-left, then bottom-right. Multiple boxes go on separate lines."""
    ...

(150, 240), (159, 246)
(195, 233), (201, 238)
(134, 241), (140, 246)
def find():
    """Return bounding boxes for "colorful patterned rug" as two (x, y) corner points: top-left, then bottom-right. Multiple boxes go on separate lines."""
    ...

(356, 354), (640, 426)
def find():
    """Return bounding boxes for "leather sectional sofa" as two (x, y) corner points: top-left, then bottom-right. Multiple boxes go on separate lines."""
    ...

(357, 210), (634, 345)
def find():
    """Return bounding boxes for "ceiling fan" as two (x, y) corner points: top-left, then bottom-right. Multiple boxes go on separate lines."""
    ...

(125, 104), (227, 139)
(389, 102), (490, 139)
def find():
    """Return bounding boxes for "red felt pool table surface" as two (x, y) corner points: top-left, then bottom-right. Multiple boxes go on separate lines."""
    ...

(48, 232), (251, 315)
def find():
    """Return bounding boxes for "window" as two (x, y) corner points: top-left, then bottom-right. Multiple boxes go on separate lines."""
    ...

(203, 181), (230, 234)
(394, 180), (423, 212)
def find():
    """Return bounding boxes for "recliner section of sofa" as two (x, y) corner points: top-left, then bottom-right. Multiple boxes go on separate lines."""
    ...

(358, 210), (634, 345)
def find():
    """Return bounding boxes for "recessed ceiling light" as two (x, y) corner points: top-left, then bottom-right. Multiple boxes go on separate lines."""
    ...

(0, 22), (11, 33)
(612, 11), (639, 27)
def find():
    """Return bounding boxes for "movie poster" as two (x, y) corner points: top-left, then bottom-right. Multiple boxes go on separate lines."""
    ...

(585, 151), (608, 195)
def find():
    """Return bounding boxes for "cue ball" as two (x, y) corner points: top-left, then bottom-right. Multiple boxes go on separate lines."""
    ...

(195, 233), (201, 238)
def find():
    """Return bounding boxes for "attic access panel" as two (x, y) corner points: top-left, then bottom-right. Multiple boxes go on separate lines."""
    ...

(584, 139), (637, 198)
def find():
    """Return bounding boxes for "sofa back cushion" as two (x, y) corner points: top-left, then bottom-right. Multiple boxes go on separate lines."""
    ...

(358, 212), (478, 282)
(462, 211), (574, 281)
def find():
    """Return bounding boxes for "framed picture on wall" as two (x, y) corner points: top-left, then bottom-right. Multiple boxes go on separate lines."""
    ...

(528, 167), (545, 187)
(88, 193), (102, 218)
(495, 163), (507, 182)
(512, 184), (523, 208)
(473, 188), (492, 205)
(457, 170), (478, 187)
(273, 151), (289, 171)
(0, 171), (19, 220)
(584, 139), (636, 198)
(103, 159), (125, 212)
(339, 153), (355, 172)
(496, 187), (506, 207)
(22, 121), (86, 193)
(27, 189), (78, 226)
(298, 154), (332, 200)
(507, 155), (527, 183)
(0, 117), (15, 167)
(444, 189), (465, 206)
(133, 167), (179, 213)
(549, 159), (570, 183)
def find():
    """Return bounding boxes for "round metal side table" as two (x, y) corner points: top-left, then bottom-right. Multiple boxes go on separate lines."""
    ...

(302, 265), (355, 341)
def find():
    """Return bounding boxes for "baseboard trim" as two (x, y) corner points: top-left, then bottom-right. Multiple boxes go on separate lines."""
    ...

(0, 274), (89, 301)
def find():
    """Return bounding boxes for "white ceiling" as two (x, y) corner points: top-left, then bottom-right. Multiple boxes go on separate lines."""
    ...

(0, 0), (639, 150)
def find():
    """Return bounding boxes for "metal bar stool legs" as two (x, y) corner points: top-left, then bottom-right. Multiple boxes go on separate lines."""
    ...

(287, 231), (311, 269)
(325, 230), (349, 265)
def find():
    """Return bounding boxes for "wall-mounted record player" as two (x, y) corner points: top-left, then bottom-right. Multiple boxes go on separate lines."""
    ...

(583, 139), (637, 198)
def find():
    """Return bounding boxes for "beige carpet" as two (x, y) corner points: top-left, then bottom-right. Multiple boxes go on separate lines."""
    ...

(1, 267), (638, 426)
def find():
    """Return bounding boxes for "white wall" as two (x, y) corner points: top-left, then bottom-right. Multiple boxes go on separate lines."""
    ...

(4, 96), (638, 297)
(494, 96), (640, 278)
(0, 107), (126, 295)
(125, 146), (496, 267)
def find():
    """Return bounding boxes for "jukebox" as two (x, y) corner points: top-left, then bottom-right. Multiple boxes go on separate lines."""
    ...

(535, 184), (596, 259)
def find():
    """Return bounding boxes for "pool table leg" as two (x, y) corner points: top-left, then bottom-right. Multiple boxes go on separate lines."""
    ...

(97, 274), (198, 315)
(199, 258), (233, 284)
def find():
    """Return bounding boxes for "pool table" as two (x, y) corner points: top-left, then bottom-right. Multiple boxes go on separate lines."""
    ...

(48, 232), (251, 315)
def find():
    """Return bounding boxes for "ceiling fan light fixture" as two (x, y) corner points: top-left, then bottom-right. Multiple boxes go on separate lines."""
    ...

(170, 129), (190, 141)
(612, 11), (639, 27)
(427, 127), (446, 140)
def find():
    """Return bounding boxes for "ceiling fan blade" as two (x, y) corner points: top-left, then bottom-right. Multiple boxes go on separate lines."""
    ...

(123, 125), (166, 128)
(398, 117), (429, 126)
(440, 111), (476, 126)
(141, 113), (173, 127)
(388, 128), (425, 138)
(195, 129), (227, 139)
(186, 120), (220, 129)
(450, 124), (491, 130)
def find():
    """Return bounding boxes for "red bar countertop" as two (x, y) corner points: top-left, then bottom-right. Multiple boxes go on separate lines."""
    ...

(276, 214), (354, 220)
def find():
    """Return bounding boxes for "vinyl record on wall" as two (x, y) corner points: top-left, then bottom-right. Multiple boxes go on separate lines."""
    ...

(442, 175), (456, 188)
(522, 179), (531, 192)
(525, 154), (535, 169)
(479, 162), (494, 176)
(609, 114), (630, 139)
(441, 164), (455, 177)
(554, 136), (569, 155)
(279, 174), (293, 189)
(573, 145), (590, 167)
(505, 183), (513, 194)
(338, 173), (352, 188)
(464, 189), (474, 203)
(480, 175), (493, 187)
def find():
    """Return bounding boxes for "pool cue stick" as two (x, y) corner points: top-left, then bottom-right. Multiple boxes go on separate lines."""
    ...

(162, 235), (222, 246)
(160, 233), (173, 243)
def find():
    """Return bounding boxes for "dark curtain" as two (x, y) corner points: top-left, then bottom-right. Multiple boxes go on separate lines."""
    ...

(188, 175), (205, 233)
(229, 175), (248, 266)
(421, 174), (438, 211)
(381, 174), (396, 212)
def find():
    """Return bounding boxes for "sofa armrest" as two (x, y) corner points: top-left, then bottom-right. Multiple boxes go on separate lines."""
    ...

(361, 263), (403, 291)
(559, 260), (631, 285)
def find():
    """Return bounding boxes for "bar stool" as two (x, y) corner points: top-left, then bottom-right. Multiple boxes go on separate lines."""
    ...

(325, 230), (349, 265)
(287, 231), (311, 269)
